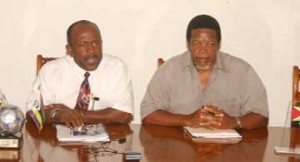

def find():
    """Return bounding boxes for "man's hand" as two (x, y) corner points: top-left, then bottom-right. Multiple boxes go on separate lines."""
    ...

(186, 104), (236, 129)
(185, 106), (220, 128)
(214, 110), (236, 129)
(48, 104), (84, 128)
(202, 105), (236, 129)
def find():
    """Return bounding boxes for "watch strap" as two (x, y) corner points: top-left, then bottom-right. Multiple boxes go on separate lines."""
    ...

(49, 108), (59, 122)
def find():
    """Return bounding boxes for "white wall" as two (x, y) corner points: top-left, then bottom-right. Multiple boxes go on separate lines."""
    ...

(0, 0), (299, 126)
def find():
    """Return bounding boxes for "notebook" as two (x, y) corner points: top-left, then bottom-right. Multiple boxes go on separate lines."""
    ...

(184, 126), (241, 139)
(56, 124), (110, 143)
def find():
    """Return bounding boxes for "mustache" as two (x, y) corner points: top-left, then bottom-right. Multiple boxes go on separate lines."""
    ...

(83, 54), (100, 60)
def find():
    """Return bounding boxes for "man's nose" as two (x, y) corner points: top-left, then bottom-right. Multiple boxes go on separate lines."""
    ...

(195, 46), (208, 56)
(86, 43), (95, 53)
(200, 43), (210, 51)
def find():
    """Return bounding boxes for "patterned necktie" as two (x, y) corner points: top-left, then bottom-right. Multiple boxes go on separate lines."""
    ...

(75, 72), (90, 111)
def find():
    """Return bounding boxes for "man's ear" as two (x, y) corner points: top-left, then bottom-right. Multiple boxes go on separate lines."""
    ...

(66, 44), (73, 56)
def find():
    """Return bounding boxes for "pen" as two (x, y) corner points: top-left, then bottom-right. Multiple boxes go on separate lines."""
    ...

(90, 93), (99, 111)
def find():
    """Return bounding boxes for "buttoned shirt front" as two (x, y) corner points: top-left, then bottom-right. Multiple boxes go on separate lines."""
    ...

(141, 51), (269, 119)
(33, 55), (133, 114)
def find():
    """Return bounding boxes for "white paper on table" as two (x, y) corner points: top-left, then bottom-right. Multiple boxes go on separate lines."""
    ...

(184, 126), (242, 139)
(56, 124), (110, 142)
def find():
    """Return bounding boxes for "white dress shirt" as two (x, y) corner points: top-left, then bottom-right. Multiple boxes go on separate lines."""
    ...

(33, 54), (133, 114)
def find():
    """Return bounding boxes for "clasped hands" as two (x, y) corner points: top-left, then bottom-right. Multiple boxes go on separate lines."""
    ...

(186, 104), (236, 129)
(46, 104), (84, 128)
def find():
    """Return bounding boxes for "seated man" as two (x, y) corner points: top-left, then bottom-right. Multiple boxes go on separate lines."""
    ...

(28, 20), (133, 127)
(141, 15), (269, 130)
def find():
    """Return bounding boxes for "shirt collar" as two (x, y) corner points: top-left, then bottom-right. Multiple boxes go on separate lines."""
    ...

(215, 51), (230, 73)
(182, 51), (194, 69)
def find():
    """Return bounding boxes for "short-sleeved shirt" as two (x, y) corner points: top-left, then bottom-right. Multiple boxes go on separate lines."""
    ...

(30, 55), (133, 114)
(141, 51), (269, 119)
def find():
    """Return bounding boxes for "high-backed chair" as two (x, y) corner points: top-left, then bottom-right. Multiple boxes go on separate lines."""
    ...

(36, 55), (56, 76)
(293, 66), (300, 106)
(157, 58), (165, 67)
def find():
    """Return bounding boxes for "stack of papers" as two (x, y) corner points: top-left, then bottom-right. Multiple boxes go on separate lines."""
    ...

(184, 127), (242, 138)
(56, 124), (110, 142)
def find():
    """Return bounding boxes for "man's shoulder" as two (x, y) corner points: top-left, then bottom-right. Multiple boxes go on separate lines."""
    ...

(98, 55), (129, 74)
(219, 51), (252, 69)
(218, 51), (257, 76)
(160, 51), (188, 70)
(219, 51), (246, 63)
(102, 54), (126, 67)
(152, 52), (189, 81)
(168, 52), (188, 64)
(40, 55), (71, 73)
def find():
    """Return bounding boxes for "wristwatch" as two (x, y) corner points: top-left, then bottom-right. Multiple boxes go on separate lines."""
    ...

(49, 108), (60, 122)
(235, 117), (242, 129)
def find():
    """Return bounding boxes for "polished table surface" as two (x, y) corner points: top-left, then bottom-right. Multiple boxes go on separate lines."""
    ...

(1, 121), (300, 162)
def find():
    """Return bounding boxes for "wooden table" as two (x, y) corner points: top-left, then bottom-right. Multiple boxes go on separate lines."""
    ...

(1, 121), (299, 162)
